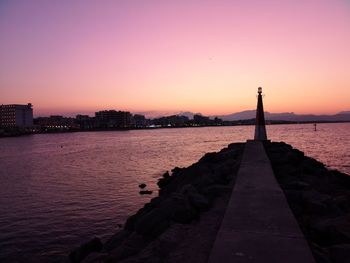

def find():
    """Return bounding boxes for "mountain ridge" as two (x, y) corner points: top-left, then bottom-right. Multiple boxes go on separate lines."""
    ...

(211, 110), (350, 122)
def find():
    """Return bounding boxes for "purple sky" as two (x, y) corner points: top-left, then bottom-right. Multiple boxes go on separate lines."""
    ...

(1, 0), (350, 117)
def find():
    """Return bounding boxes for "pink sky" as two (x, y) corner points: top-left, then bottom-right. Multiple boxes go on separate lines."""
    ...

(1, 0), (349, 117)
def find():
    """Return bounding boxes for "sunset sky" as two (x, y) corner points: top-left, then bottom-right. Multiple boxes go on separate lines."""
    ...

(1, 0), (349, 117)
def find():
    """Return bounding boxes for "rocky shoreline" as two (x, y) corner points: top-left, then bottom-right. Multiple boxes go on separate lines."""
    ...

(69, 142), (350, 263)
(265, 142), (350, 263)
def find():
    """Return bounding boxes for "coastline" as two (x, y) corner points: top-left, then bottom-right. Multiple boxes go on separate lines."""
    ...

(1, 121), (350, 138)
(69, 141), (350, 263)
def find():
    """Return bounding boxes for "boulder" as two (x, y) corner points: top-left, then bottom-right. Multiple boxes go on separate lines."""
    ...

(170, 195), (198, 223)
(134, 207), (170, 236)
(329, 244), (350, 263)
(69, 237), (103, 263)
(162, 171), (170, 178)
(81, 252), (107, 263)
(106, 233), (150, 262)
(310, 216), (350, 246)
(104, 230), (131, 252)
(138, 183), (146, 189)
(199, 152), (218, 163)
(139, 190), (153, 195)
(180, 184), (210, 210)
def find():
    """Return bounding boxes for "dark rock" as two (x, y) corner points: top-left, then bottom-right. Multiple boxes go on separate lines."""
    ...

(199, 152), (217, 163)
(139, 190), (153, 195)
(202, 185), (232, 198)
(81, 252), (107, 263)
(70, 237), (103, 263)
(309, 216), (350, 246)
(309, 244), (331, 263)
(138, 183), (147, 189)
(171, 167), (182, 174)
(170, 195), (198, 223)
(134, 207), (170, 236)
(301, 191), (332, 215)
(162, 171), (170, 178)
(157, 177), (170, 188)
(330, 170), (350, 188)
(124, 203), (155, 231)
(134, 193), (198, 236)
(106, 233), (150, 262)
(180, 184), (210, 210)
(104, 230), (131, 252)
(332, 195), (350, 213)
(329, 244), (350, 263)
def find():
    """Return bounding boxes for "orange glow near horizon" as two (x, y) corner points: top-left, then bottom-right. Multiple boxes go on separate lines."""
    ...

(1, 0), (349, 117)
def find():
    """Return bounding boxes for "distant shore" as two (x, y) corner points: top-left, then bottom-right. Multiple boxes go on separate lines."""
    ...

(1, 120), (349, 138)
(68, 141), (350, 263)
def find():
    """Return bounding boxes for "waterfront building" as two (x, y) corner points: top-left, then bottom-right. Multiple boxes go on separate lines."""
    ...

(132, 114), (147, 127)
(0, 103), (33, 128)
(95, 110), (132, 128)
(151, 115), (189, 127)
(34, 115), (78, 130)
(75, 115), (96, 130)
(193, 114), (211, 125)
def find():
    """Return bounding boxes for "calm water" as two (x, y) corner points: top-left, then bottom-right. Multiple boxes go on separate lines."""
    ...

(0, 123), (349, 262)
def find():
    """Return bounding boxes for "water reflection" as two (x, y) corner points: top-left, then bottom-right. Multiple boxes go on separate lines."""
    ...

(0, 123), (349, 261)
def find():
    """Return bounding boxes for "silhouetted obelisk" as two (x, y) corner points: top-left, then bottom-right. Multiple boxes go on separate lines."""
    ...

(254, 87), (268, 140)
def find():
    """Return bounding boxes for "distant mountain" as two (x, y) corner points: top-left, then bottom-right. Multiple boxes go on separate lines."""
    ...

(177, 111), (202, 119)
(213, 110), (350, 122)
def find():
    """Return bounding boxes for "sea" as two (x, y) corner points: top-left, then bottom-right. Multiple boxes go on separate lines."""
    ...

(0, 123), (349, 262)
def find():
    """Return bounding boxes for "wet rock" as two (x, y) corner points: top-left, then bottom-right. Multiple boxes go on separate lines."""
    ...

(199, 152), (217, 163)
(202, 185), (232, 198)
(70, 237), (103, 263)
(332, 195), (350, 213)
(139, 190), (153, 195)
(138, 183), (146, 189)
(106, 233), (150, 262)
(309, 216), (350, 246)
(329, 244), (350, 263)
(104, 231), (131, 252)
(301, 191), (332, 215)
(82, 252), (107, 263)
(170, 195), (198, 223)
(157, 177), (170, 189)
(171, 167), (182, 174)
(162, 171), (170, 178)
(134, 193), (199, 236)
(309, 245), (331, 263)
(180, 184), (210, 210)
(134, 207), (170, 236)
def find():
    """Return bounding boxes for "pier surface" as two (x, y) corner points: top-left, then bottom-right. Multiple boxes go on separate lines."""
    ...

(208, 140), (315, 263)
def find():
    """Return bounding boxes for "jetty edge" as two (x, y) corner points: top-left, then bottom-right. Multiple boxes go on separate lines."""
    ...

(68, 141), (350, 263)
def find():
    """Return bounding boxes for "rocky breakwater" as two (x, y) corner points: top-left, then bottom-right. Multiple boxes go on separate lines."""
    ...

(70, 143), (245, 263)
(265, 142), (350, 263)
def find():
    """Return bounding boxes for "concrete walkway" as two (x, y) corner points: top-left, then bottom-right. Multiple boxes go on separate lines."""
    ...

(208, 141), (315, 263)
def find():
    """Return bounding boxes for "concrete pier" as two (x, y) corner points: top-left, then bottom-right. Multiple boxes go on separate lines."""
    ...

(208, 141), (315, 263)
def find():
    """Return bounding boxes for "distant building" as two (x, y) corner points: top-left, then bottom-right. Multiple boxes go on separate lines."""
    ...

(75, 114), (95, 130)
(0, 103), (33, 128)
(193, 114), (210, 125)
(95, 110), (132, 128)
(152, 115), (189, 127)
(132, 114), (147, 127)
(34, 115), (78, 130)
